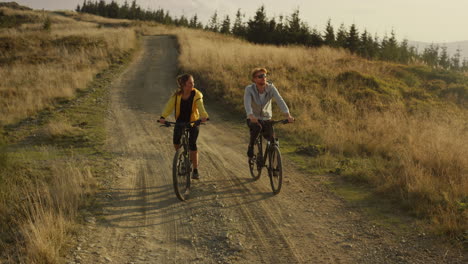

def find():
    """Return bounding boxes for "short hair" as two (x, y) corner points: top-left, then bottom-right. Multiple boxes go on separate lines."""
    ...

(251, 68), (268, 79)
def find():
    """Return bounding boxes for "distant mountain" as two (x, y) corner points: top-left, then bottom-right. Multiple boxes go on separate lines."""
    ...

(408, 40), (468, 60)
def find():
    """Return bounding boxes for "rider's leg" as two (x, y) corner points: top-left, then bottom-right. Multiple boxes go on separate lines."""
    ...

(188, 126), (200, 169)
(263, 121), (275, 143)
(247, 119), (262, 157)
(190, 151), (198, 169)
(173, 125), (183, 150)
(247, 119), (262, 146)
(189, 126), (200, 179)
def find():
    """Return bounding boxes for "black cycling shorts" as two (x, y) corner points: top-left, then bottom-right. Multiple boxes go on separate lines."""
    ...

(173, 124), (199, 151)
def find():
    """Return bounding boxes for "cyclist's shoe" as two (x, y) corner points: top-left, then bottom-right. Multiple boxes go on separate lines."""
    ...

(192, 170), (200, 179)
(247, 145), (254, 158)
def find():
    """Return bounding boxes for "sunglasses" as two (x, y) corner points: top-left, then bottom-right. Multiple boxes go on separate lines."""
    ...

(256, 73), (267, 79)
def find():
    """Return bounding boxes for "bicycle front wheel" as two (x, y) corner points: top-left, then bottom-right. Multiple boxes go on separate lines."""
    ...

(248, 140), (262, 180)
(269, 145), (283, 194)
(172, 148), (191, 201)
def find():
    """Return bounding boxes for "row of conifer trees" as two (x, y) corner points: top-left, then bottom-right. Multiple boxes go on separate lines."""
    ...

(77, 0), (468, 71)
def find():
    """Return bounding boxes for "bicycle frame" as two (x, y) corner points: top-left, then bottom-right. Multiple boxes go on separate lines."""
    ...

(255, 136), (277, 168)
(161, 119), (203, 201)
(253, 119), (287, 168)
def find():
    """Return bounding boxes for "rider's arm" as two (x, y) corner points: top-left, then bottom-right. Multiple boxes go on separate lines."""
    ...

(271, 84), (294, 122)
(270, 84), (290, 115)
(161, 95), (176, 119)
(195, 98), (209, 119)
(244, 85), (254, 117)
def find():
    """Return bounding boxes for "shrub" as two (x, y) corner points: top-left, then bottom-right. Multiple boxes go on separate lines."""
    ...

(42, 16), (51, 31)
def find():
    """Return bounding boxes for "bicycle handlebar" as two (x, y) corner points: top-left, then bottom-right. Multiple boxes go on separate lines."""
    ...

(159, 119), (209, 128)
(269, 119), (292, 125)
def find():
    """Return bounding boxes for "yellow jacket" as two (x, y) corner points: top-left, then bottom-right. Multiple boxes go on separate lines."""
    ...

(161, 88), (209, 122)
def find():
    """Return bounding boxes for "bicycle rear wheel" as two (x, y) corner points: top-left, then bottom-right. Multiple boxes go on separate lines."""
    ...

(172, 148), (191, 201)
(268, 145), (283, 194)
(248, 139), (262, 180)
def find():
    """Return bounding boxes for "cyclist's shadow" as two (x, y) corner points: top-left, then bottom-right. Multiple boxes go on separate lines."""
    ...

(188, 177), (274, 207)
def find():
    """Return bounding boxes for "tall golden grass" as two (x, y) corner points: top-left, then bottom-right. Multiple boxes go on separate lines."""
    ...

(0, 154), (95, 263)
(140, 26), (467, 233)
(0, 7), (137, 126)
(0, 8), (135, 262)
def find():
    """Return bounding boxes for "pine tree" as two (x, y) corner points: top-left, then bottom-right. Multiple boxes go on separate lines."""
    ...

(189, 14), (202, 29)
(232, 9), (246, 38)
(285, 9), (310, 45)
(335, 23), (348, 48)
(450, 48), (461, 70)
(273, 15), (287, 45)
(439, 46), (450, 69)
(462, 58), (468, 71)
(107, 1), (119, 18)
(422, 44), (439, 67)
(220, 15), (231, 34)
(176, 15), (189, 27)
(323, 19), (335, 47)
(398, 39), (413, 64)
(380, 31), (399, 61)
(208, 11), (219, 32)
(120, 0), (129, 19)
(246, 5), (269, 44)
(345, 24), (359, 53)
(310, 28), (323, 47)
(98, 0), (106, 17)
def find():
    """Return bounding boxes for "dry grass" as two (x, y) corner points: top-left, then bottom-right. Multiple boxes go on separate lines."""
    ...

(137, 25), (468, 233)
(0, 7), (137, 126)
(41, 120), (83, 139)
(1, 158), (95, 263)
(0, 8), (133, 262)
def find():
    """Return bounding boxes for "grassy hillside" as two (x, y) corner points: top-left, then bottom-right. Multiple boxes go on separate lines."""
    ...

(0, 7), (136, 125)
(0, 7), (137, 263)
(140, 25), (467, 236)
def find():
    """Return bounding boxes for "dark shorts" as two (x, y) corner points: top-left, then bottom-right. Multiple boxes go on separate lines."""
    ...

(246, 119), (275, 145)
(173, 124), (199, 151)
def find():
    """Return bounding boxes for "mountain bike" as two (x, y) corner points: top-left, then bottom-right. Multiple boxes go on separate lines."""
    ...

(248, 119), (290, 195)
(161, 120), (203, 201)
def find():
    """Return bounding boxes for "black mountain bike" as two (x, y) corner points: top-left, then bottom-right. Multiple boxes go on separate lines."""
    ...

(248, 119), (290, 194)
(161, 120), (203, 201)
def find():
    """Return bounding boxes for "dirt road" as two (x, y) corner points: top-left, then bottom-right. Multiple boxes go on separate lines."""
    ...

(66, 36), (465, 264)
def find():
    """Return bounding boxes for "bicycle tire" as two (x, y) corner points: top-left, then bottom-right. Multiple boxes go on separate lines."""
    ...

(172, 147), (191, 201)
(248, 139), (262, 180)
(268, 145), (283, 194)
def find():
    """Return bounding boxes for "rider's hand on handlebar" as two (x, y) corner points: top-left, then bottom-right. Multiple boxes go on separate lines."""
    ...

(286, 114), (295, 123)
(249, 115), (258, 124)
(201, 117), (208, 123)
(158, 118), (166, 124)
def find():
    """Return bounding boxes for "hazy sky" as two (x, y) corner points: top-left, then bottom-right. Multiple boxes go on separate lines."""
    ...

(10, 0), (468, 43)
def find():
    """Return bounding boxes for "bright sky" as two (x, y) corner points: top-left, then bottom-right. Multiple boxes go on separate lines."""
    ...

(10, 0), (468, 43)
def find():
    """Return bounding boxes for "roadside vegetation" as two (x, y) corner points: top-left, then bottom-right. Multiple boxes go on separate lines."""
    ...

(0, 2), (466, 262)
(0, 5), (136, 263)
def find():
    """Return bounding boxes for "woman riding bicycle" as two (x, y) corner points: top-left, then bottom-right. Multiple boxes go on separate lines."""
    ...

(244, 68), (294, 158)
(159, 74), (209, 179)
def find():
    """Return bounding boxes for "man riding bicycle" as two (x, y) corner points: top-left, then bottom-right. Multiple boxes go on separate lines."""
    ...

(244, 68), (294, 158)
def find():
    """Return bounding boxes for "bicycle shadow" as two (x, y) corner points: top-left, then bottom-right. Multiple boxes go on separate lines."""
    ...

(94, 173), (274, 229)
